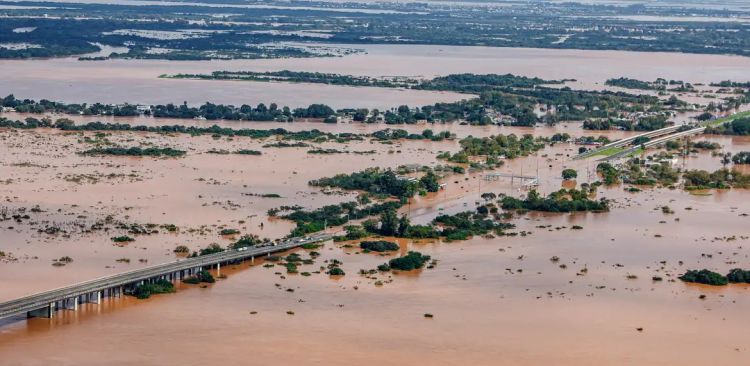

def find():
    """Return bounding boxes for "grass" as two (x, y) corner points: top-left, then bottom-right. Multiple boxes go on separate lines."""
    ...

(626, 148), (645, 157)
(590, 146), (625, 157)
(704, 110), (750, 127)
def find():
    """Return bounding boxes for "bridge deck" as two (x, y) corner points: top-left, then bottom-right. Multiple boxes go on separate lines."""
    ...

(0, 233), (331, 320)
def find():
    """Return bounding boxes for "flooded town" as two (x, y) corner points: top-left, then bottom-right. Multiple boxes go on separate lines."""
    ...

(1, 0), (750, 365)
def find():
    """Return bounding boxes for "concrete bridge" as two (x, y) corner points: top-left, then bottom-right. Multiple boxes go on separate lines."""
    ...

(0, 233), (332, 321)
(574, 124), (686, 160)
(575, 110), (749, 161)
(598, 126), (706, 162)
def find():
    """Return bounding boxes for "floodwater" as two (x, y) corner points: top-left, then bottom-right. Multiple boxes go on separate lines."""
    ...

(2, 42), (750, 365)
(1, 121), (749, 365)
(2, 44), (750, 108)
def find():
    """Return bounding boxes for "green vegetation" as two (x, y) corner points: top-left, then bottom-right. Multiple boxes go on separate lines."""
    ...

(360, 240), (400, 252)
(111, 235), (135, 243)
(131, 279), (175, 299)
(605, 77), (661, 91)
(278, 200), (404, 237)
(590, 146), (625, 158)
(727, 269), (750, 283)
(310, 168), (440, 199)
(328, 267), (346, 276)
(583, 115), (670, 132)
(81, 146), (185, 157)
(704, 113), (750, 133)
(732, 152), (750, 164)
(230, 235), (266, 249)
(596, 162), (620, 185)
(235, 150), (262, 155)
(682, 168), (750, 189)
(168, 70), (415, 88)
(263, 141), (310, 148)
(388, 251), (431, 271)
(680, 268), (750, 286)
(371, 128), (453, 141)
(692, 141), (721, 150)
(182, 270), (215, 284)
(561, 169), (578, 180)
(438, 134), (545, 166)
(171, 71), (562, 94)
(0, 117), (368, 144)
(190, 243), (225, 257)
(173, 245), (190, 254)
(433, 211), (512, 241)
(333, 226), (367, 242)
(679, 269), (727, 286)
(501, 189), (608, 213)
(3, 2), (750, 61)
(620, 158), (680, 186)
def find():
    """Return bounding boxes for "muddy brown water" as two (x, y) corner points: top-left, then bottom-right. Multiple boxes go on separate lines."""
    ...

(1, 123), (749, 365)
(1, 44), (750, 108)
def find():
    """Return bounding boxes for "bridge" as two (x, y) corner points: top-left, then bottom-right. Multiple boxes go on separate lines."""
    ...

(0, 233), (332, 321)
(575, 110), (750, 161)
(598, 126), (706, 162)
(574, 124), (685, 160)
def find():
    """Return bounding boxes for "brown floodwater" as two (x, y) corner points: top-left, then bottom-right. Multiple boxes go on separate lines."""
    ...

(1, 123), (749, 365)
(1, 44), (749, 108)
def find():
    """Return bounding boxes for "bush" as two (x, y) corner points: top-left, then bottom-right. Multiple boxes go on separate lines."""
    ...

(727, 268), (750, 283)
(183, 270), (215, 284)
(360, 240), (400, 252)
(561, 168), (578, 180)
(328, 267), (345, 276)
(111, 236), (135, 243)
(388, 251), (431, 271)
(132, 279), (175, 299)
(732, 152), (750, 164)
(679, 269), (728, 286)
(81, 146), (185, 157)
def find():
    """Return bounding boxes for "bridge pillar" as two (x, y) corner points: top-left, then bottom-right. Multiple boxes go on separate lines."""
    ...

(61, 297), (78, 311)
(251, 256), (254, 264)
(85, 291), (101, 304)
(27, 302), (55, 318)
(217, 262), (221, 277)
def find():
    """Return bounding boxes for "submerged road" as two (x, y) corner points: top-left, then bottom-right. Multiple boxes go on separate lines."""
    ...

(0, 233), (332, 320)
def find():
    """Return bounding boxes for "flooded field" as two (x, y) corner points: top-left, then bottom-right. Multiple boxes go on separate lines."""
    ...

(1, 45), (750, 108)
(1, 118), (749, 364)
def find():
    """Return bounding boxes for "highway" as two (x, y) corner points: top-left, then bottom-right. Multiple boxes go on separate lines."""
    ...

(575, 110), (749, 161)
(598, 126), (706, 162)
(574, 124), (685, 160)
(0, 233), (332, 320)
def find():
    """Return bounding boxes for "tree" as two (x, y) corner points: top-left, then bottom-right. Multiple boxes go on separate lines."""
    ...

(481, 192), (497, 201)
(397, 215), (410, 237)
(476, 205), (489, 215)
(561, 168), (578, 180)
(732, 152), (750, 164)
(419, 171), (440, 192)
(362, 219), (379, 234)
(380, 210), (399, 236)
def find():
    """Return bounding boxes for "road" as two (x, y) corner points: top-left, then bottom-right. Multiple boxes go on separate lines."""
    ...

(0, 233), (332, 320)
